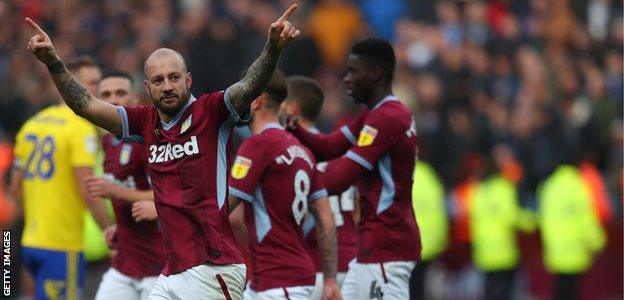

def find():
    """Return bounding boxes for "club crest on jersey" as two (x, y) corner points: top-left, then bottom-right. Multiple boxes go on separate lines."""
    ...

(357, 125), (378, 147)
(231, 156), (252, 179)
(119, 144), (132, 165)
(180, 115), (192, 134)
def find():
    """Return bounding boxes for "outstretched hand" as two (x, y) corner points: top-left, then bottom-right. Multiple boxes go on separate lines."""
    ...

(84, 176), (116, 199)
(132, 201), (158, 222)
(24, 17), (59, 65)
(267, 4), (301, 51)
(279, 113), (300, 131)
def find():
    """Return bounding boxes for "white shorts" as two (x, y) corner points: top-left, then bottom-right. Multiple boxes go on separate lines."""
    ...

(95, 268), (159, 300)
(244, 284), (314, 300)
(147, 263), (246, 300)
(310, 272), (347, 300)
(341, 259), (416, 300)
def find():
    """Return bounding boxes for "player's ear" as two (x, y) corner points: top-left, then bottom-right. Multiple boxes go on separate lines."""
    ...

(249, 98), (260, 111)
(291, 103), (301, 116)
(186, 72), (192, 88)
(371, 66), (382, 82)
(143, 80), (150, 94)
(251, 98), (262, 111)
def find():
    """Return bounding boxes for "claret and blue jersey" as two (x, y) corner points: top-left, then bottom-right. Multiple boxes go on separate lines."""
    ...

(117, 90), (249, 275)
(228, 123), (328, 292)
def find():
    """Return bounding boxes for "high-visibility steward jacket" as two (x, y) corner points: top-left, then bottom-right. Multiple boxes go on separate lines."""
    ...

(538, 165), (606, 274)
(412, 162), (448, 261)
(469, 175), (520, 271)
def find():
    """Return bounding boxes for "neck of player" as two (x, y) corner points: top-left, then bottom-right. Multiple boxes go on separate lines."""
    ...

(297, 118), (314, 130)
(251, 112), (280, 135)
(366, 83), (393, 109)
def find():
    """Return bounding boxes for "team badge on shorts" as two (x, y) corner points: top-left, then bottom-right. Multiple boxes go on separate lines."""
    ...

(119, 144), (132, 165)
(180, 115), (192, 134)
(357, 125), (378, 147)
(231, 156), (252, 179)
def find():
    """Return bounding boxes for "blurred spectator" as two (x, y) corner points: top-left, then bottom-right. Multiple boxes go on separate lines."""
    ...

(410, 161), (448, 299)
(357, 0), (407, 41)
(307, 0), (366, 69)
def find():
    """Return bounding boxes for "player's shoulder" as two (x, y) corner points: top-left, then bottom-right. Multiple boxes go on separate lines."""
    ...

(238, 133), (265, 151)
(373, 98), (412, 116)
(367, 98), (413, 126)
(124, 104), (157, 115)
(196, 91), (225, 105)
(17, 106), (62, 135)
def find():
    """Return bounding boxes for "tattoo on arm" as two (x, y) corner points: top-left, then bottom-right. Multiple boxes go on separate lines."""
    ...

(311, 201), (338, 280)
(46, 61), (91, 110)
(227, 42), (280, 115)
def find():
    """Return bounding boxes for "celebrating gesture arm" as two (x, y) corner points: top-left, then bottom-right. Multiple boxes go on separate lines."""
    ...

(25, 17), (122, 136)
(227, 4), (300, 115)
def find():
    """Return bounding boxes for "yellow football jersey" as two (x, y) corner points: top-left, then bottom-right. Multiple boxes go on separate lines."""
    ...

(14, 105), (98, 251)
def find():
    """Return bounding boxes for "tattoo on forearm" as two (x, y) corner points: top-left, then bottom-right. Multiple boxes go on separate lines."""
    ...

(317, 216), (338, 279)
(46, 61), (91, 110)
(47, 61), (64, 75)
(228, 42), (280, 114)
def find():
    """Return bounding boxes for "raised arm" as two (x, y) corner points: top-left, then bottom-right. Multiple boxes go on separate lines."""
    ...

(227, 4), (300, 115)
(282, 112), (365, 161)
(288, 123), (352, 161)
(25, 18), (122, 136)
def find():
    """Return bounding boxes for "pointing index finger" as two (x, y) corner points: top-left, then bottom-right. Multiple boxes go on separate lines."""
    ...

(276, 4), (298, 23)
(25, 17), (46, 35)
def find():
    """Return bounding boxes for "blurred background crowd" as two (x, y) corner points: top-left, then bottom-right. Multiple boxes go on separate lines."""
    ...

(0, 0), (622, 299)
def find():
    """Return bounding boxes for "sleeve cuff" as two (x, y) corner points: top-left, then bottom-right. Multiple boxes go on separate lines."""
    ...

(341, 126), (357, 145)
(309, 189), (328, 202)
(345, 150), (374, 171)
(224, 88), (252, 125)
(116, 106), (130, 139)
(229, 186), (254, 202)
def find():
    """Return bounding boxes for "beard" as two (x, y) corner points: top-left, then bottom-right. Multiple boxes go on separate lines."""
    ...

(150, 90), (190, 117)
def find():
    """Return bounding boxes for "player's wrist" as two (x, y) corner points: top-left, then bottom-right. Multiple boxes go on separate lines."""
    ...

(264, 41), (282, 56)
(45, 57), (63, 73)
(323, 276), (338, 284)
(44, 54), (63, 68)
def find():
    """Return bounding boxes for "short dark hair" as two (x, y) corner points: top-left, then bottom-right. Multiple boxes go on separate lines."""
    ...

(286, 76), (324, 122)
(351, 38), (396, 83)
(263, 69), (288, 111)
(66, 56), (98, 74)
(100, 69), (134, 86)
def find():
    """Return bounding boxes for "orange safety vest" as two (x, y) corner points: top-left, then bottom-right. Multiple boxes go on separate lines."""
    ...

(0, 143), (15, 225)
(579, 162), (612, 226)
(451, 180), (479, 243)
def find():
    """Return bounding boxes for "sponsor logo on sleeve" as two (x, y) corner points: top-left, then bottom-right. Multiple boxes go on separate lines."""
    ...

(231, 156), (252, 179)
(357, 125), (378, 147)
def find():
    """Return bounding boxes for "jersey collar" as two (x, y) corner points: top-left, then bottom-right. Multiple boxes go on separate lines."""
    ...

(372, 95), (398, 110)
(261, 122), (283, 133)
(161, 95), (197, 130)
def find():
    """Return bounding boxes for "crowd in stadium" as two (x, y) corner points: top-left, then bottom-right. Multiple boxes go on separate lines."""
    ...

(0, 0), (622, 299)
